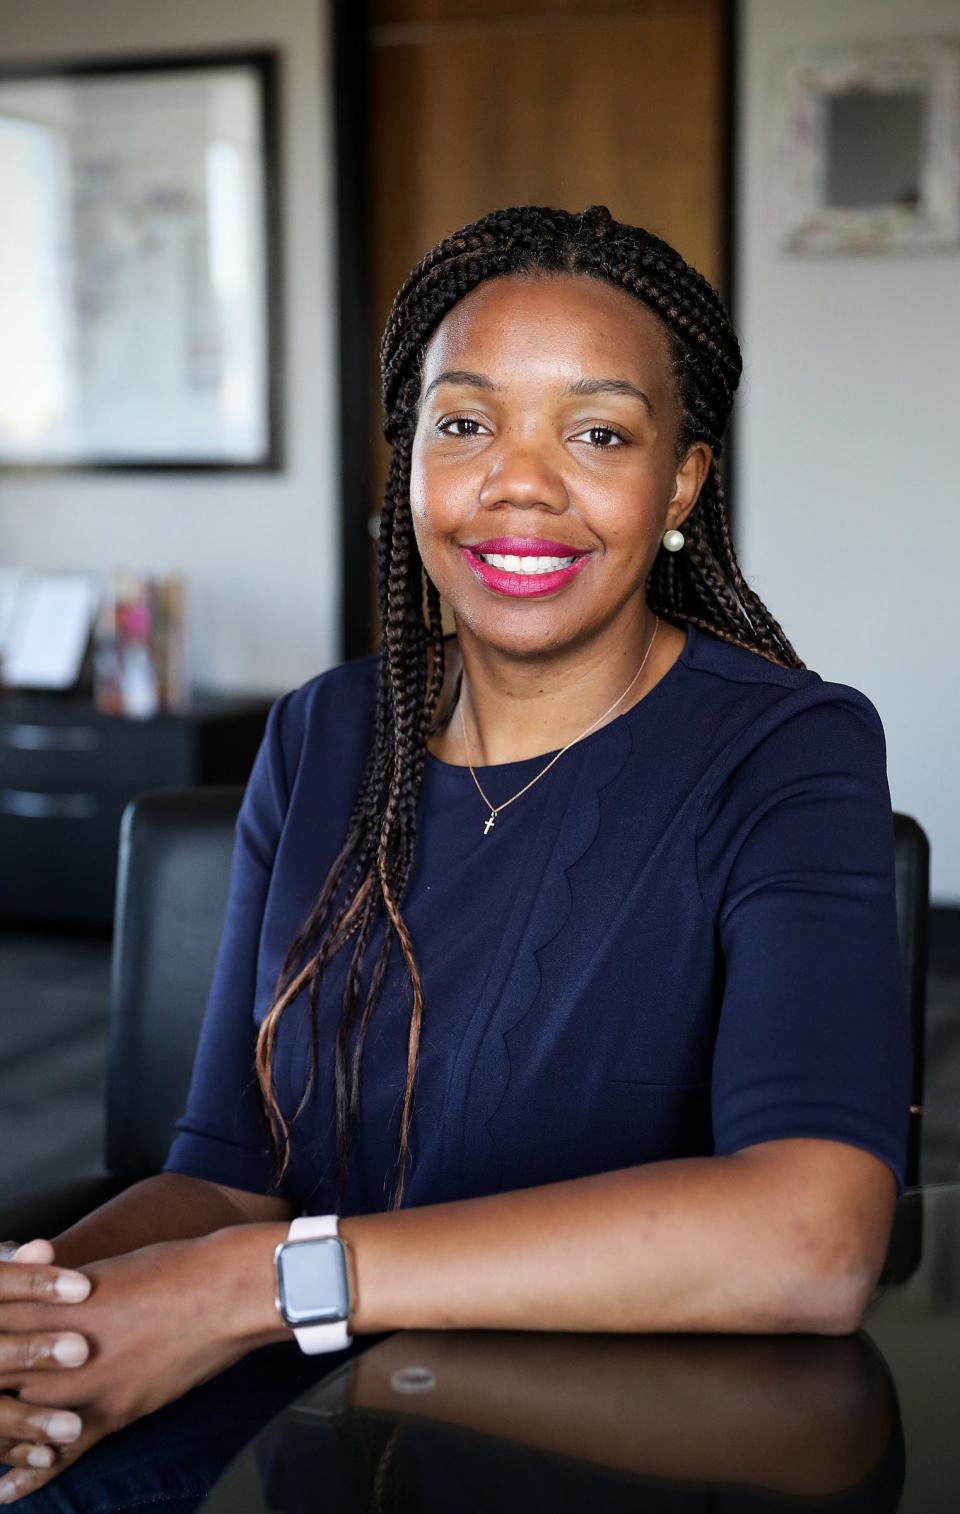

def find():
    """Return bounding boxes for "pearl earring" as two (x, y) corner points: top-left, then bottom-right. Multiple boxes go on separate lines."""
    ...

(662, 528), (685, 552)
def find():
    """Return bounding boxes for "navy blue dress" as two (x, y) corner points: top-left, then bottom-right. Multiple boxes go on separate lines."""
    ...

(164, 621), (911, 1211)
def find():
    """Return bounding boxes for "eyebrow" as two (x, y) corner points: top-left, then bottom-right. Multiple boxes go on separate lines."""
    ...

(568, 376), (653, 416)
(422, 369), (496, 400)
(421, 369), (653, 416)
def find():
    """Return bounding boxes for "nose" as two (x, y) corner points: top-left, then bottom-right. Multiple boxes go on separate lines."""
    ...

(477, 434), (569, 514)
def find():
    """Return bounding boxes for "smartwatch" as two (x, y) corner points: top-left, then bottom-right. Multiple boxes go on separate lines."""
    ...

(274, 1214), (353, 1354)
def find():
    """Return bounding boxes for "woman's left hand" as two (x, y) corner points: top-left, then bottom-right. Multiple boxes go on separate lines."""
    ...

(0, 1225), (288, 1504)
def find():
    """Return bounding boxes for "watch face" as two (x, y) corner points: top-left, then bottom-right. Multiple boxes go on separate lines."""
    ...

(277, 1237), (350, 1328)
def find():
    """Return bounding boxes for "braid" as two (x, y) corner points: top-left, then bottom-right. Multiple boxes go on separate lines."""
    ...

(256, 204), (802, 1212)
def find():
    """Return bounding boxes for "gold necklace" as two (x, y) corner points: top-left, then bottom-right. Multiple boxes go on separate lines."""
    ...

(457, 616), (661, 837)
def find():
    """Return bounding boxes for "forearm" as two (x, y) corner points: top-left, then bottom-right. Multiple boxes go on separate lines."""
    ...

(340, 1152), (873, 1336)
(52, 1174), (282, 1269)
(224, 1141), (893, 1347)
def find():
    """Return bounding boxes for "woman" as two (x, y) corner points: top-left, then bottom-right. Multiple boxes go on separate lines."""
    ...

(0, 205), (910, 1506)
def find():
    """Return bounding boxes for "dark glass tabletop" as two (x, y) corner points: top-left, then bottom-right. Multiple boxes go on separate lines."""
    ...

(200, 1184), (958, 1513)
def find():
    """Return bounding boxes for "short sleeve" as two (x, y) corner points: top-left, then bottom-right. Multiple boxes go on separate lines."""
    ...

(696, 689), (912, 1195)
(162, 687), (300, 1197)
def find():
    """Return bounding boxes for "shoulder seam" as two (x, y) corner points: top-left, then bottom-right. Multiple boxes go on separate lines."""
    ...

(691, 679), (886, 910)
(687, 657), (815, 693)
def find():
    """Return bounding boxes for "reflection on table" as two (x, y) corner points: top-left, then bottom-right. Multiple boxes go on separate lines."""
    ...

(237, 1331), (901, 1512)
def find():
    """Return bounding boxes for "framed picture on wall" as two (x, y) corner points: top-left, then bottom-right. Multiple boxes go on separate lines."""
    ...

(770, 39), (960, 256)
(0, 51), (281, 471)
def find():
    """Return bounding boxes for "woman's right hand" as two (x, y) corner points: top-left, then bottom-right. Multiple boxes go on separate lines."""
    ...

(0, 1240), (90, 1476)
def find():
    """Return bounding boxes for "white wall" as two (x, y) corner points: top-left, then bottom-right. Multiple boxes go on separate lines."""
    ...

(736, 0), (960, 905)
(0, 0), (340, 694)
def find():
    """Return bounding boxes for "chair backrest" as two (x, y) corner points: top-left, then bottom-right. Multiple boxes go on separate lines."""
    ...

(105, 786), (243, 1181)
(892, 812), (930, 1190)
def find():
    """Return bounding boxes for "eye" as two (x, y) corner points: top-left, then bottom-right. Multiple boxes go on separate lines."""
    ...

(436, 415), (488, 438)
(573, 424), (628, 450)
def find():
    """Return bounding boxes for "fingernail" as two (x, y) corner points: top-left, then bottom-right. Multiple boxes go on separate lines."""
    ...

(36, 1411), (82, 1443)
(52, 1333), (88, 1366)
(13, 1239), (50, 1260)
(0, 1479), (17, 1503)
(53, 1273), (90, 1302)
(27, 1446), (54, 1469)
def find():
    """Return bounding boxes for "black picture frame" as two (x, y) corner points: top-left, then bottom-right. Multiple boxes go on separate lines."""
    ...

(0, 48), (283, 474)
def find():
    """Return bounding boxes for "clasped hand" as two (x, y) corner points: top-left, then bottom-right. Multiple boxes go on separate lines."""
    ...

(0, 1231), (252, 1504)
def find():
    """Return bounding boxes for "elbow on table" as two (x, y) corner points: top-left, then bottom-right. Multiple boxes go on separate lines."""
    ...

(776, 1256), (878, 1336)
(728, 1139), (897, 1336)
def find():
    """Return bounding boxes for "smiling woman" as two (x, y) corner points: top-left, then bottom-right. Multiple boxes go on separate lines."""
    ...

(0, 206), (911, 1509)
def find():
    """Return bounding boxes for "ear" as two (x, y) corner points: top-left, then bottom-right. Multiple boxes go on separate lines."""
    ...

(667, 442), (713, 530)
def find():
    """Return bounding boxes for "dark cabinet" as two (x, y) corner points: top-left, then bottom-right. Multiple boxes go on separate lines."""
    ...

(0, 691), (273, 927)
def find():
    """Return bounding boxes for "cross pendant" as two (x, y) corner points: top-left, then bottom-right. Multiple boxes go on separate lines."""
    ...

(483, 812), (496, 836)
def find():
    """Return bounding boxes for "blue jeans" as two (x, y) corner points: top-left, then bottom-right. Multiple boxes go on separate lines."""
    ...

(0, 1337), (370, 1512)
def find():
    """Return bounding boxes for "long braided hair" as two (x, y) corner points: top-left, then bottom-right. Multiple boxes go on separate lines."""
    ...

(255, 204), (803, 1212)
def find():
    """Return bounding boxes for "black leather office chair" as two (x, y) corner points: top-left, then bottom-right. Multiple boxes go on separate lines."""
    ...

(0, 787), (243, 1241)
(0, 795), (930, 1242)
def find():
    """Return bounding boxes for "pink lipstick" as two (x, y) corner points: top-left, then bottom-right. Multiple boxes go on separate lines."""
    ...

(461, 537), (592, 599)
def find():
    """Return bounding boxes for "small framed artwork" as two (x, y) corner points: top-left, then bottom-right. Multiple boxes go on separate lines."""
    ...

(770, 40), (960, 256)
(0, 51), (281, 470)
